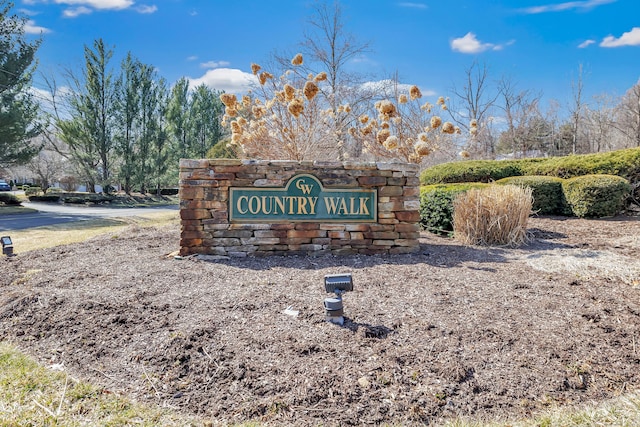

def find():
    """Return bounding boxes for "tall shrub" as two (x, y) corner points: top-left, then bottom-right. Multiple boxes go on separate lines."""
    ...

(562, 174), (631, 218)
(221, 54), (463, 162)
(496, 176), (565, 215)
(420, 183), (488, 234)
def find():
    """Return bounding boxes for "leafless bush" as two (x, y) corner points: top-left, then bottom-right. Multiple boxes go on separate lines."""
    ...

(220, 54), (465, 163)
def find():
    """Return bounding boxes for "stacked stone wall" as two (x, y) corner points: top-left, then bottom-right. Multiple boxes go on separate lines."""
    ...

(179, 159), (420, 256)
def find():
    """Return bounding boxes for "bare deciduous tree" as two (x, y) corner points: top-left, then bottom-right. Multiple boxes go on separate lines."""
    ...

(568, 64), (587, 154)
(27, 137), (70, 192)
(583, 94), (617, 152)
(615, 81), (640, 148)
(448, 61), (499, 158)
(270, 1), (375, 160)
(497, 76), (545, 157)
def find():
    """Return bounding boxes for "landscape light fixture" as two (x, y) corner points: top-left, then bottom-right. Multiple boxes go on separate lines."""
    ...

(1, 236), (13, 256)
(323, 273), (353, 325)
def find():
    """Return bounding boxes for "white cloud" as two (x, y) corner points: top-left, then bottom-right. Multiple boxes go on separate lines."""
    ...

(188, 68), (258, 93)
(54, 0), (134, 10)
(18, 8), (39, 15)
(63, 6), (92, 17)
(29, 85), (73, 118)
(200, 60), (231, 69)
(600, 27), (640, 47)
(578, 39), (596, 48)
(398, 2), (427, 9)
(522, 0), (615, 14)
(24, 20), (52, 34)
(29, 86), (55, 104)
(187, 55), (198, 61)
(350, 55), (378, 66)
(360, 79), (437, 98)
(451, 32), (505, 54)
(52, 0), (155, 16)
(136, 4), (157, 14)
(491, 39), (516, 51)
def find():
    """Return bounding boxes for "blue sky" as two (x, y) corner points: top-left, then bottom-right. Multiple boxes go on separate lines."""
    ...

(18, 0), (640, 116)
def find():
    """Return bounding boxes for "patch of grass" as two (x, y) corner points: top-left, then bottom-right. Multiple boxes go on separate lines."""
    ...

(8, 211), (178, 254)
(0, 205), (37, 215)
(445, 390), (640, 426)
(0, 341), (203, 426)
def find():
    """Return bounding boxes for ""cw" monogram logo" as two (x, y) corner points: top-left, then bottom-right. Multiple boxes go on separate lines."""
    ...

(295, 179), (314, 195)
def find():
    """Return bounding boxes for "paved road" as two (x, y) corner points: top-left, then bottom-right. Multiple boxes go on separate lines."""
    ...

(0, 202), (178, 232)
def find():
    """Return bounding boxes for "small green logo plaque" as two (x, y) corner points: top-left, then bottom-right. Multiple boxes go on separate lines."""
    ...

(229, 174), (377, 223)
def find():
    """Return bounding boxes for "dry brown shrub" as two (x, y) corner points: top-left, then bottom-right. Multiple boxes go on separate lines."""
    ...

(453, 185), (533, 246)
(222, 53), (469, 163)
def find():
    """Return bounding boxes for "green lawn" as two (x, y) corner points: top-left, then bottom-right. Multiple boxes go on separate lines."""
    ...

(0, 205), (36, 215)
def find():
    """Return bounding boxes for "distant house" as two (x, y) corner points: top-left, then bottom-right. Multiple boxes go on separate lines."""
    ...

(495, 150), (548, 160)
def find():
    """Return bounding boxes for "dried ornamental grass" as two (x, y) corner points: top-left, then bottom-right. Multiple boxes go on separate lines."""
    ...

(453, 185), (533, 247)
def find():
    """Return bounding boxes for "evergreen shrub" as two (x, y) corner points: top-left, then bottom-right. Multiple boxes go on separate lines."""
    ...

(62, 193), (115, 204)
(496, 175), (565, 215)
(160, 188), (179, 196)
(522, 148), (640, 180)
(419, 183), (488, 234)
(0, 193), (21, 206)
(28, 194), (61, 203)
(420, 160), (527, 185)
(24, 186), (42, 196)
(561, 174), (631, 218)
(206, 139), (238, 159)
(420, 147), (640, 186)
(63, 197), (88, 204)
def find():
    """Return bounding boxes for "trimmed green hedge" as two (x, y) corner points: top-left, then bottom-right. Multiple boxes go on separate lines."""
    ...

(562, 174), (631, 218)
(27, 192), (116, 204)
(420, 147), (640, 185)
(495, 175), (566, 215)
(419, 183), (488, 234)
(28, 194), (62, 203)
(524, 148), (640, 180)
(420, 159), (529, 185)
(419, 174), (632, 234)
(0, 193), (21, 206)
(24, 186), (43, 196)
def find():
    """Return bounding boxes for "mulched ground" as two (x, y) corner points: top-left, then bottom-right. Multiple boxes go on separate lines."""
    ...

(1, 216), (640, 426)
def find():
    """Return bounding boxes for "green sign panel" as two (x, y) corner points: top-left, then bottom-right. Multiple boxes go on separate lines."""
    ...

(229, 174), (377, 223)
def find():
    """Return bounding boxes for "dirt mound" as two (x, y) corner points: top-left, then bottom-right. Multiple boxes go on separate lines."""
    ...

(1, 216), (640, 425)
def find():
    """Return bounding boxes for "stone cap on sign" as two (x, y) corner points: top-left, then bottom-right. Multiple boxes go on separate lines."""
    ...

(179, 159), (420, 173)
